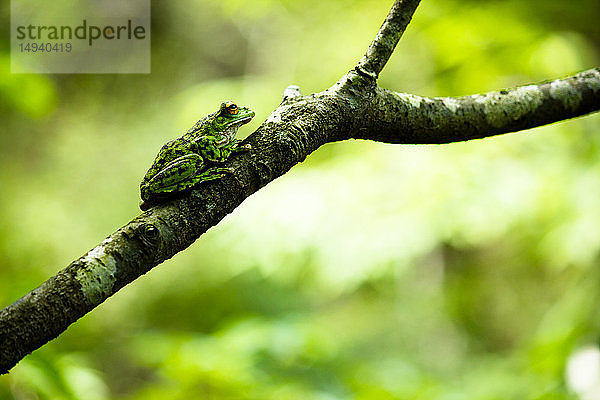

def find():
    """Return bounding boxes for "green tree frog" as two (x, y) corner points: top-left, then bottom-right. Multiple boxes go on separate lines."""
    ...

(140, 101), (255, 210)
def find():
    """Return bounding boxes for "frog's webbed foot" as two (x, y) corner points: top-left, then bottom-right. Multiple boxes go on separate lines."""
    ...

(233, 142), (251, 153)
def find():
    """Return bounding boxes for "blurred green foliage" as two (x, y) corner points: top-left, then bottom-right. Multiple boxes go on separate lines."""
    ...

(1, 0), (600, 398)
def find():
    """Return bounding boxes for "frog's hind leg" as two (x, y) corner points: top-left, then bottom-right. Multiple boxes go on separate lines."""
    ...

(176, 163), (240, 190)
(142, 154), (204, 197)
(193, 166), (234, 182)
(169, 166), (233, 191)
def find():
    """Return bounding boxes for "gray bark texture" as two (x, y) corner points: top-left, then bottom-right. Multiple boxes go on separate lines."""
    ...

(1, 0), (599, 374)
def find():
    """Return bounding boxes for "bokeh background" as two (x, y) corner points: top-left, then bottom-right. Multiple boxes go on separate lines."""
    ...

(2, 0), (600, 398)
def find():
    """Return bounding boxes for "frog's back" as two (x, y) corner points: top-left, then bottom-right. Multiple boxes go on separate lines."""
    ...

(182, 113), (213, 140)
(158, 136), (193, 159)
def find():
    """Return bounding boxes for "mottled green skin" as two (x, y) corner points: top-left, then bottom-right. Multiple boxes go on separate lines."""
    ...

(140, 102), (254, 210)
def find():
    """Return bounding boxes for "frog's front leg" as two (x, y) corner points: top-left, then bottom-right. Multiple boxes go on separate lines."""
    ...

(225, 139), (251, 154)
(233, 141), (252, 153)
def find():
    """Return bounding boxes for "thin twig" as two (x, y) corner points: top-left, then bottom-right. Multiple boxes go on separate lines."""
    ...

(355, 0), (421, 79)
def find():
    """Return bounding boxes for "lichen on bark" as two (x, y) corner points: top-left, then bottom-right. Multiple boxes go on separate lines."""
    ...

(75, 238), (118, 306)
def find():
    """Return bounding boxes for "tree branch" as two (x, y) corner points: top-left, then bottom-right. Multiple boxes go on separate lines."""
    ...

(0, 91), (352, 375)
(356, 68), (600, 144)
(355, 0), (421, 79)
(1, 0), (599, 374)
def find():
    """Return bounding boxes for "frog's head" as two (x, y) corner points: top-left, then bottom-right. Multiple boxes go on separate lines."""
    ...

(213, 101), (255, 140)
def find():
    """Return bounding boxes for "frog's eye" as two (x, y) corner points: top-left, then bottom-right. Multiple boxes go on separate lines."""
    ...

(227, 103), (239, 115)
